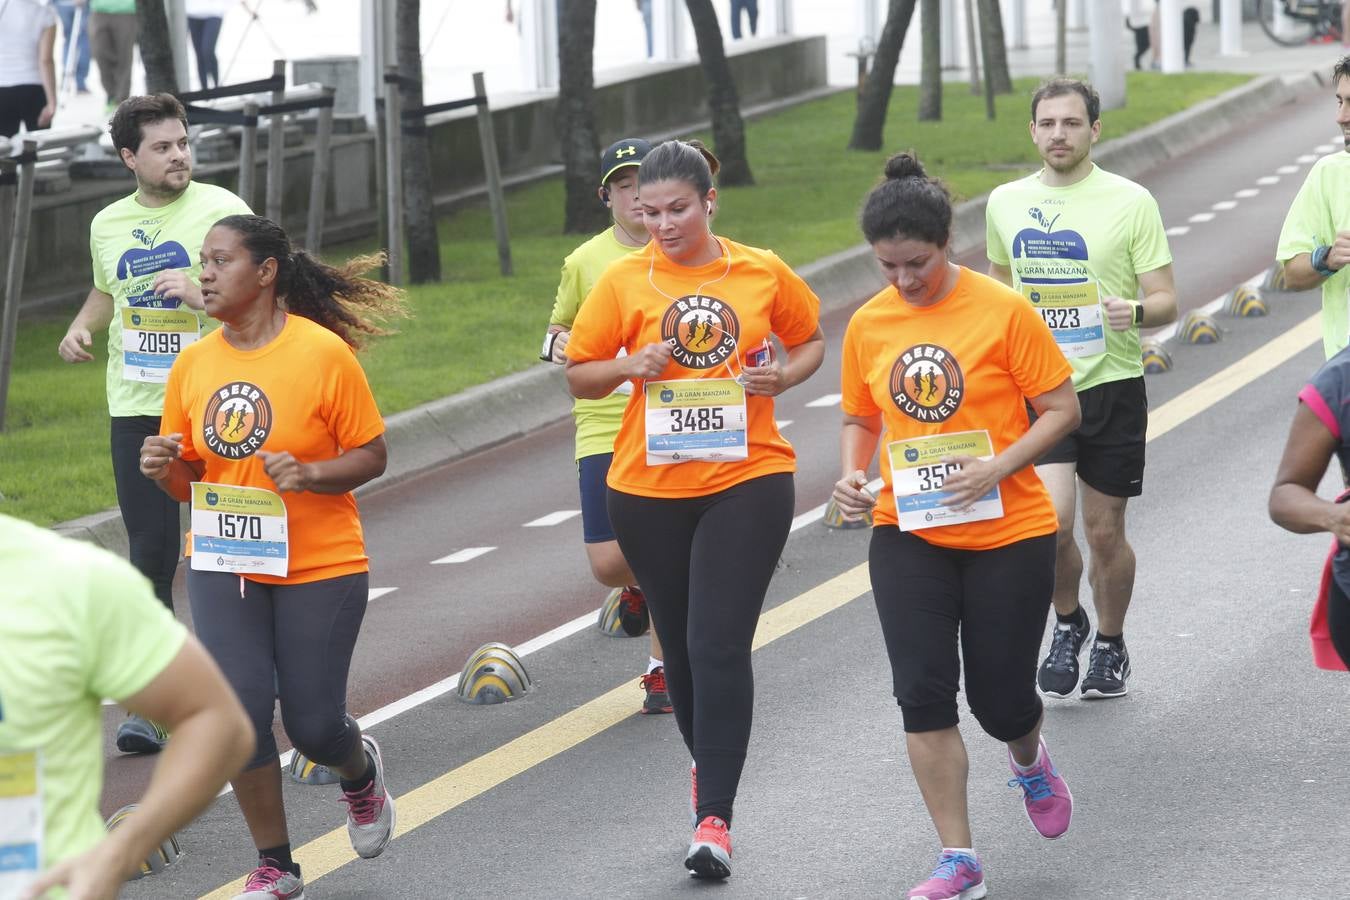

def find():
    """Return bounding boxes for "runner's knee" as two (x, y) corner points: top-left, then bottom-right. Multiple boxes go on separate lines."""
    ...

(967, 689), (1042, 743)
(281, 711), (359, 768)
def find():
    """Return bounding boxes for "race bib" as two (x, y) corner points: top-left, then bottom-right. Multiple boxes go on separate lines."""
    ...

(121, 307), (200, 383)
(888, 430), (1004, 531)
(644, 378), (748, 466)
(0, 751), (42, 897)
(190, 483), (289, 577)
(1022, 281), (1106, 359)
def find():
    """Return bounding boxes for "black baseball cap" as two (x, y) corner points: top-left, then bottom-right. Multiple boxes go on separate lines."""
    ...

(600, 138), (653, 186)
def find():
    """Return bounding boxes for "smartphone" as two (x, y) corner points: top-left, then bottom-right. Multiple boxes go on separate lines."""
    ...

(539, 330), (560, 362)
(746, 338), (774, 368)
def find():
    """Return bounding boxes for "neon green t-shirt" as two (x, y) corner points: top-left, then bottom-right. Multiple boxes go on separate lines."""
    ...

(986, 164), (1172, 391)
(90, 180), (251, 417)
(1277, 150), (1350, 359)
(0, 514), (187, 889)
(549, 227), (642, 460)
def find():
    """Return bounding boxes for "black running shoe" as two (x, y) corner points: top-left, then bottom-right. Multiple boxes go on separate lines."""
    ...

(1037, 614), (1090, 698)
(617, 586), (649, 637)
(640, 666), (673, 714)
(1080, 640), (1130, 698)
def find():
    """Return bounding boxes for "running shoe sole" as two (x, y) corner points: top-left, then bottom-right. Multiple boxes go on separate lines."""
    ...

(910, 885), (987, 900)
(684, 845), (731, 879)
(115, 720), (166, 755)
(1080, 685), (1128, 699)
(1039, 686), (1077, 700)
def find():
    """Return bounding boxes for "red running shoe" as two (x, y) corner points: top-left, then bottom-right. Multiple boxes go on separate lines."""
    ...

(639, 666), (672, 714)
(684, 815), (732, 879)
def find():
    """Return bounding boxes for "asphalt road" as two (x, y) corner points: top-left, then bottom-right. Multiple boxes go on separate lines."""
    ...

(110, 88), (1350, 898)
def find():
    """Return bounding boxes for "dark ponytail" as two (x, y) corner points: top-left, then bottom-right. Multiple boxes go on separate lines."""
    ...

(859, 151), (953, 247)
(213, 214), (406, 349)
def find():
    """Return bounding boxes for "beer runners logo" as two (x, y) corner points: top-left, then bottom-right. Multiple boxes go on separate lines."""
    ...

(203, 382), (274, 459)
(660, 295), (740, 369)
(890, 344), (964, 422)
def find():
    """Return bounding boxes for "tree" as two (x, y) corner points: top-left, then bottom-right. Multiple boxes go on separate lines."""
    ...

(684, 0), (753, 186)
(395, 0), (441, 282)
(1055, 0), (1067, 75)
(976, 0), (1013, 94)
(136, 0), (177, 93)
(918, 0), (941, 121)
(848, 0), (919, 151)
(557, 0), (608, 234)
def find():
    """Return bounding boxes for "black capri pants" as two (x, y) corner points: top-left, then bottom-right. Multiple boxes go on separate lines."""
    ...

(869, 526), (1055, 743)
(607, 472), (793, 825)
(188, 569), (368, 770)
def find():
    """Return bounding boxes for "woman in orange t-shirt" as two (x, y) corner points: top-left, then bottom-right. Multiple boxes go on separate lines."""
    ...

(566, 139), (825, 880)
(830, 154), (1080, 900)
(139, 215), (403, 900)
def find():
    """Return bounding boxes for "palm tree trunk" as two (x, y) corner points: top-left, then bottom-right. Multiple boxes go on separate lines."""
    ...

(136, 0), (178, 93)
(558, 0), (609, 233)
(976, 0), (1013, 93)
(684, 0), (754, 185)
(397, 0), (441, 282)
(919, 0), (942, 121)
(848, 0), (919, 150)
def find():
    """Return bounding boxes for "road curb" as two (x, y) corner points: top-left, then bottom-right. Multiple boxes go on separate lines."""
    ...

(51, 71), (1315, 555)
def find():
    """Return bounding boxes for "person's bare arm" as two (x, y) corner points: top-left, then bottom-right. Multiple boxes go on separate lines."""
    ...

(37, 24), (57, 128)
(258, 435), (388, 494)
(1269, 403), (1350, 541)
(1103, 263), (1177, 330)
(22, 637), (254, 900)
(57, 289), (114, 363)
(832, 412), (883, 521)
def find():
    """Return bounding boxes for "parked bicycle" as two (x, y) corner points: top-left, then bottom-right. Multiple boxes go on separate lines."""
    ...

(1257, 0), (1343, 46)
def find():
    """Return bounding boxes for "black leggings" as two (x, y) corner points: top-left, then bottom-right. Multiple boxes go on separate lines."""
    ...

(869, 527), (1055, 742)
(1328, 577), (1350, 667)
(607, 472), (793, 825)
(187, 16), (222, 90)
(188, 569), (368, 770)
(110, 416), (181, 609)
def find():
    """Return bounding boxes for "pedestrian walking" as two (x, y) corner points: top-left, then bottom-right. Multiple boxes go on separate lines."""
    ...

(545, 138), (673, 715)
(56, 93), (251, 754)
(565, 138), (825, 880)
(88, 0), (138, 108)
(986, 77), (1176, 701)
(833, 151), (1080, 900)
(141, 213), (405, 900)
(0, 0), (58, 137)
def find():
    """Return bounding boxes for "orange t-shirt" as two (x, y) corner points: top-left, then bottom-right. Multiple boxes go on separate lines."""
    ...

(566, 238), (820, 499)
(840, 267), (1072, 550)
(161, 314), (386, 584)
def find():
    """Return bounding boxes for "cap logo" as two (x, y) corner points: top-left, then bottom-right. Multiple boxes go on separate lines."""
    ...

(615, 145), (637, 158)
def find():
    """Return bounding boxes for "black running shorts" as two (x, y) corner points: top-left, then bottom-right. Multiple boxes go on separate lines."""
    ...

(1035, 375), (1147, 498)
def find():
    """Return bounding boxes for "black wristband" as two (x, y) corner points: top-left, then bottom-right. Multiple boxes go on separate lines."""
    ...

(1313, 245), (1339, 278)
(1132, 301), (1144, 326)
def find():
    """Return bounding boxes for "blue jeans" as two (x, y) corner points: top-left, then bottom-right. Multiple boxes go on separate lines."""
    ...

(54, 1), (91, 92)
(730, 0), (758, 39)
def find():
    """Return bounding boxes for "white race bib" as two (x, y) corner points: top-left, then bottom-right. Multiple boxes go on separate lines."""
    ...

(190, 483), (289, 577)
(0, 751), (43, 897)
(644, 378), (748, 466)
(1022, 281), (1106, 359)
(121, 307), (201, 383)
(888, 430), (1004, 531)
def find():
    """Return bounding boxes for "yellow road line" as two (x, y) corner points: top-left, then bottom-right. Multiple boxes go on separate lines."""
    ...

(1146, 312), (1320, 443)
(201, 309), (1322, 897)
(200, 564), (872, 898)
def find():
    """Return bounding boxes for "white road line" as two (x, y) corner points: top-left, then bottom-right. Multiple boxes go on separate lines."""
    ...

(1256, 175), (1280, 186)
(1165, 226), (1190, 237)
(431, 547), (497, 565)
(1297, 154), (1318, 163)
(1211, 200), (1238, 211)
(368, 588), (399, 602)
(806, 393), (842, 408)
(523, 510), (582, 527)
(1316, 144), (1337, 153)
(1276, 164), (1300, 175)
(1234, 188), (1259, 199)
(776, 419), (794, 429)
(1188, 212), (1216, 223)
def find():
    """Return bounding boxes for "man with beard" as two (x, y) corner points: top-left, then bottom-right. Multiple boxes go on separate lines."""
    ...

(1277, 55), (1350, 361)
(57, 93), (250, 754)
(985, 78), (1176, 702)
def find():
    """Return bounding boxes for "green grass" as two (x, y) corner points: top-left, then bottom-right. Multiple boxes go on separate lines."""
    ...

(1, 71), (1251, 525)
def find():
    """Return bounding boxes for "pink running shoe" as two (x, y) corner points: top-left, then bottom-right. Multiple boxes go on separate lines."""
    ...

(342, 734), (396, 858)
(1007, 737), (1073, 839)
(684, 815), (732, 879)
(907, 849), (986, 900)
(233, 859), (305, 899)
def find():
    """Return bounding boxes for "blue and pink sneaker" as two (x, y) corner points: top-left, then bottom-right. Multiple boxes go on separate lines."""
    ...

(1007, 736), (1073, 839)
(907, 849), (987, 900)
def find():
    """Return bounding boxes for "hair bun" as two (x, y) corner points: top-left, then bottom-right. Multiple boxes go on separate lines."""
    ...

(884, 152), (926, 181)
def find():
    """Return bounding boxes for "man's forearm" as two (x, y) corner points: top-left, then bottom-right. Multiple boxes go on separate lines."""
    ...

(1281, 253), (1328, 293)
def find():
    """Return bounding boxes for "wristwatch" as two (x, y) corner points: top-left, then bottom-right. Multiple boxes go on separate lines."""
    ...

(1131, 301), (1144, 326)
(1312, 245), (1340, 278)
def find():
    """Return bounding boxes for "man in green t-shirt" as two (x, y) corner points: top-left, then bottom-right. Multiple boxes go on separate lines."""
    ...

(0, 513), (253, 900)
(986, 78), (1176, 702)
(56, 93), (250, 755)
(543, 138), (670, 714)
(1276, 55), (1350, 360)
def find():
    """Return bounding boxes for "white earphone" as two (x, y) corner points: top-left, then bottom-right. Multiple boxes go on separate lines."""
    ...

(705, 202), (713, 215)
